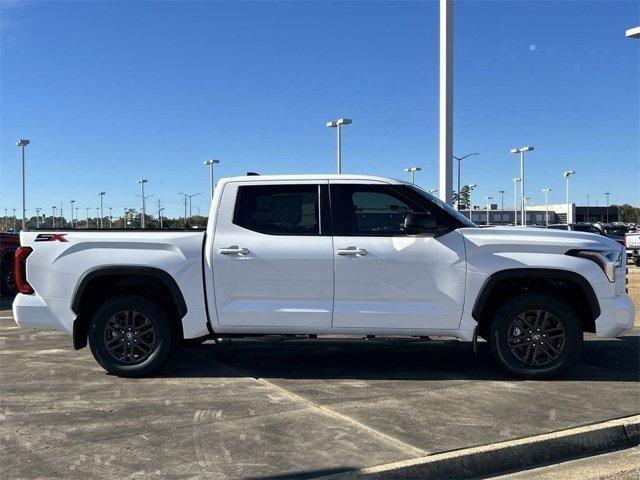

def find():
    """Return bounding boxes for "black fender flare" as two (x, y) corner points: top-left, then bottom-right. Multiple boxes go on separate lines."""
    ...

(71, 266), (187, 349)
(471, 268), (601, 321)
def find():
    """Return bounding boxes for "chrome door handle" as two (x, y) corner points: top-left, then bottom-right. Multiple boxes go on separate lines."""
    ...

(337, 247), (367, 256)
(219, 246), (249, 255)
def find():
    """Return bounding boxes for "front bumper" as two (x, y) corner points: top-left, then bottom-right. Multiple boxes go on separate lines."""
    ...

(595, 294), (635, 338)
(13, 293), (75, 334)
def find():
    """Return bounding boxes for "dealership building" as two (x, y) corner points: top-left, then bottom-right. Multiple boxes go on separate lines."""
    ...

(460, 203), (619, 225)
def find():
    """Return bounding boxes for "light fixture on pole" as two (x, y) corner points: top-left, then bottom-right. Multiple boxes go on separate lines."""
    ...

(179, 192), (201, 220)
(452, 153), (479, 210)
(467, 183), (476, 221)
(326, 118), (352, 174)
(70, 200), (76, 229)
(509, 146), (534, 226)
(563, 170), (575, 224)
(86, 207), (90, 229)
(35, 208), (41, 228)
(52, 206), (57, 228)
(12, 208), (16, 231)
(123, 208), (128, 230)
(17, 139), (30, 230)
(485, 196), (493, 226)
(203, 159), (220, 199)
(542, 188), (551, 226)
(75, 207), (79, 228)
(404, 167), (422, 184)
(604, 192), (611, 223)
(109, 207), (113, 228)
(586, 194), (590, 222)
(137, 180), (148, 228)
(512, 178), (521, 226)
(97, 192), (106, 228)
(498, 190), (505, 223)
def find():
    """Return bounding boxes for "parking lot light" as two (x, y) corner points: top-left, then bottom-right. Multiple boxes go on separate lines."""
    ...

(326, 118), (352, 174)
(485, 196), (493, 226)
(137, 180), (148, 228)
(605, 192), (611, 223)
(563, 171), (575, 223)
(510, 146), (534, 226)
(17, 139), (30, 230)
(404, 167), (422, 184)
(203, 159), (220, 199)
(498, 190), (505, 223)
(513, 178), (521, 226)
(453, 153), (479, 210)
(542, 188), (551, 225)
(98, 192), (106, 228)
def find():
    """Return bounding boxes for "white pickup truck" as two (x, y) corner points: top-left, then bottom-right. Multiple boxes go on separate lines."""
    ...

(13, 174), (634, 379)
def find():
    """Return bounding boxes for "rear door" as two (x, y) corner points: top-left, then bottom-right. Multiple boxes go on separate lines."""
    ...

(330, 182), (466, 331)
(212, 180), (334, 328)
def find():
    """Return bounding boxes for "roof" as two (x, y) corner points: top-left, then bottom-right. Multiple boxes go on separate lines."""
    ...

(219, 174), (407, 184)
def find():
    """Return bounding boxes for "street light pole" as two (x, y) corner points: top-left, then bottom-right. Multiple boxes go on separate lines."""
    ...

(52, 206), (57, 228)
(35, 208), (40, 228)
(137, 180), (148, 228)
(203, 160), (220, 199)
(70, 200), (75, 228)
(98, 192), (106, 228)
(17, 139), (30, 230)
(86, 207), (90, 229)
(513, 178), (521, 226)
(510, 146), (534, 227)
(563, 170), (575, 224)
(12, 208), (16, 231)
(605, 192), (610, 223)
(485, 196), (493, 226)
(586, 194), (590, 222)
(542, 188), (551, 226)
(452, 153), (479, 210)
(404, 167), (422, 184)
(109, 207), (113, 228)
(498, 190), (505, 224)
(179, 193), (201, 221)
(326, 118), (352, 174)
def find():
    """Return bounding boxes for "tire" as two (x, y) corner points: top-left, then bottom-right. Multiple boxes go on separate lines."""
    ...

(88, 294), (175, 377)
(489, 293), (583, 379)
(1, 256), (16, 297)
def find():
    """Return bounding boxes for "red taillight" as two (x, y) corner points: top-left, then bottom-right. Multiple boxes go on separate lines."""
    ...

(14, 246), (34, 294)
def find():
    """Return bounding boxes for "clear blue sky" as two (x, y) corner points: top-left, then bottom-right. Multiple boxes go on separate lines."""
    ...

(1, 0), (638, 219)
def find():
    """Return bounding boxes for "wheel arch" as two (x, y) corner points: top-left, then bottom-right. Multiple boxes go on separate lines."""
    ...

(71, 266), (187, 350)
(472, 268), (600, 338)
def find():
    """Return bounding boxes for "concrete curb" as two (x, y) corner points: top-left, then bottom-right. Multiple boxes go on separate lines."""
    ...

(315, 415), (640, 479)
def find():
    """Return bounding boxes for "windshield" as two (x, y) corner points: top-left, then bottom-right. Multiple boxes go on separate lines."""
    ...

(408, 185), (477, 228)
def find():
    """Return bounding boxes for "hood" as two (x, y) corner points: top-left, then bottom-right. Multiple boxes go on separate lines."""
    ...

(460, 226), (622, 253)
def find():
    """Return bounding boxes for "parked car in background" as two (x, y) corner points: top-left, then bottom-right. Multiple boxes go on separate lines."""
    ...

(12, 175), (634, 379)
(547, 223), (604, 234)
(626, 230), (640, 266)
(0, 232), (19, 296)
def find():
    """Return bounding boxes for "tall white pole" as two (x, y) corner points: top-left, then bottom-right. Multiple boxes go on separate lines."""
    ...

(336, 124), (342, 174)
(520, 150), (526, 226)
(52, 206), (57, 228)
(70, 200), (75, 228)
(513, 178), (519, 226)
(438, 0), (454, 205)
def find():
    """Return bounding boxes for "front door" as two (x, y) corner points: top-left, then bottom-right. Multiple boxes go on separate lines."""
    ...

(330, 183), (466, 331)
(212, 181), (333, 328)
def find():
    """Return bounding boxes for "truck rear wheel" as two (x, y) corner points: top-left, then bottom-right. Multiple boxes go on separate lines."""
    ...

(88, 294), (175, 377)
(489, 293), (583, 379)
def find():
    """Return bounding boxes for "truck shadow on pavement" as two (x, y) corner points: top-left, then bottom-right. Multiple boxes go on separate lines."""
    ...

(159, 335), (640, 382)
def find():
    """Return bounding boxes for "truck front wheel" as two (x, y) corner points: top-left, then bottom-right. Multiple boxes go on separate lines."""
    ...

(88, 294), (175, 377)
(489, 293), (583, 379)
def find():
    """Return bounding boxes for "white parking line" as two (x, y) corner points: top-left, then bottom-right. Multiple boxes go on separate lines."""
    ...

(189, 349), (427, 457)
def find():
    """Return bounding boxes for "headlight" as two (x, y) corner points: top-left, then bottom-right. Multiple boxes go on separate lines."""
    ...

(567, 249), (622, 283)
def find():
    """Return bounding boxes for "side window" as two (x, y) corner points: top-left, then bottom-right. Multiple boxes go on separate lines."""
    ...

(233, 184), (319, 235)
(338, 185), (428, 236)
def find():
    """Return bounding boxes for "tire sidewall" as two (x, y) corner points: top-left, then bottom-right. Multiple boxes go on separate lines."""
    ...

(89, 294), (174, 377)
(490, 294), (583, 379)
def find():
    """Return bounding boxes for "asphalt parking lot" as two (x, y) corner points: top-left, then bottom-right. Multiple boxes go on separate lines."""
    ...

(1, 276), (639, 480)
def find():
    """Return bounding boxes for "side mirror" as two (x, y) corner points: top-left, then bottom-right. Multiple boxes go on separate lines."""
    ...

(404, 212), (438, 236)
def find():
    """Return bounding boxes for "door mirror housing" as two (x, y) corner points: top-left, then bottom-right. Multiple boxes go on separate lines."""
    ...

(404, 212), (439, 236)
